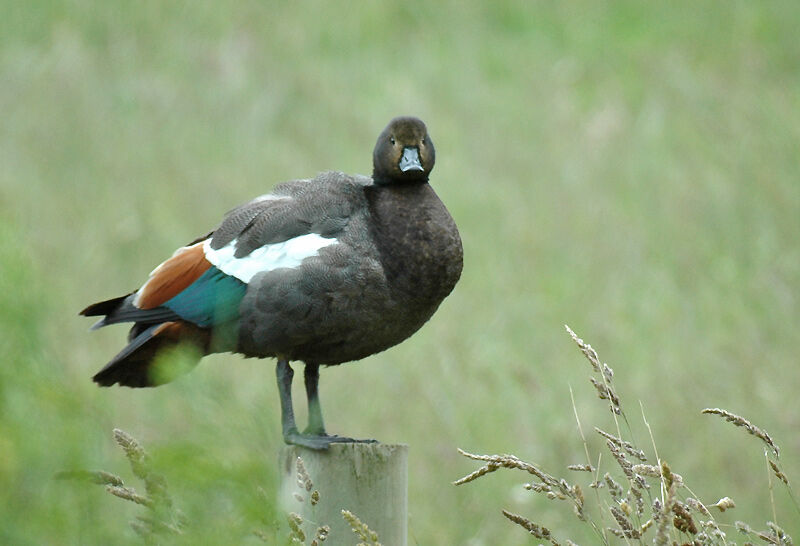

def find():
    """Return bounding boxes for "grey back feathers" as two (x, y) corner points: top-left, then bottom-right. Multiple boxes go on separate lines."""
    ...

(210, 173), (368, 258)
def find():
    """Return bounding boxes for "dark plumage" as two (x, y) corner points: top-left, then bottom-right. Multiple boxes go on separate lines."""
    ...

(82, 116), (463, 449)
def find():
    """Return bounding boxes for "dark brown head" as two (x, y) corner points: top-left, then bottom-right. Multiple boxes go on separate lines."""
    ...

(372, 116), (435, 185)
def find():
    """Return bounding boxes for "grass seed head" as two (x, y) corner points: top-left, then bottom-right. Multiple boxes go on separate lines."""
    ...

(296, 457), (313, 492)
(629, 485), (645, 515)
(604, 472), (624, 499)
(702, 408), (780, 458)
(311, 524), (330, 545)
(341, 510), (382, 546)
(710, 497), (735, 512)
(287, 512), (305, 542)
(113, 429), (149, 480)
(610, 504), (633, 531)
(672, 502), (698, 535)
(595, 428), (647, 461)
(106, 485), (152, 507)
(686, 497), (712, 517)
(606, 441), (634, 479)
(565, 325), (601, 372)
(54, 469), (124, 487)
(766, 521), (792, 545)
(769, 460), (789, 486)
(501, 509), (558, 544)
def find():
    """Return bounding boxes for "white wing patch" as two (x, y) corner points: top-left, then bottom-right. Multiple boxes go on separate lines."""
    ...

(203, 233), (338, 283)
(251, 193), (291, 203)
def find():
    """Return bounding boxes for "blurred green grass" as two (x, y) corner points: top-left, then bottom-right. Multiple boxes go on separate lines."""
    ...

(1, 0), (798, 543)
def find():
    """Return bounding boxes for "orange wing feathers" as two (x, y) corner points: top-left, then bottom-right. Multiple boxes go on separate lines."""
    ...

(135, 242), (212, 309)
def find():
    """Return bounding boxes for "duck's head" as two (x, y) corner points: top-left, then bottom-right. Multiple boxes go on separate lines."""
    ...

(372, 116), (435, 185)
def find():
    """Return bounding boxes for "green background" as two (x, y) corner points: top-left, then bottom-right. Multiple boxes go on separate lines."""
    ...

(1, 1), (798, 543)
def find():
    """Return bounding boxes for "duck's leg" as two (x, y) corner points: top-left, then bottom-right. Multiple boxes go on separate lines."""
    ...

(302, 363), (372, 445)
(303, 363), (326, 435)
(276, 359), (300, 440)
(277, 359), (371, 450)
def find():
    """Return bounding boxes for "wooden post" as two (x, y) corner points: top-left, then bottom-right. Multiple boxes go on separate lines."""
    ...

(279, 443), (408, 545)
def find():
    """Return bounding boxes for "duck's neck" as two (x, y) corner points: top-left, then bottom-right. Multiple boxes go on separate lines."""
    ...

(371, 170), (429, 186)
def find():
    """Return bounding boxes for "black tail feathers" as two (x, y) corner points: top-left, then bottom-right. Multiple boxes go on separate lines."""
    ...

(92, 322), (207, 388)
(81, 294), (180, 331)
(80, 294), (130, 317)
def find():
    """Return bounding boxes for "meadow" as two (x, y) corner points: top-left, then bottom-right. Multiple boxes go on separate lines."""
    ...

(1, 1), (798, 543)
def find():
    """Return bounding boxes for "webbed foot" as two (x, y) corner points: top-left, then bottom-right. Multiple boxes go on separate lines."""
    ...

(284, 428), (378, 450)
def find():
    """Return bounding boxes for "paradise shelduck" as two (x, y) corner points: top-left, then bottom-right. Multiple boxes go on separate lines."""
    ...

(82, 116), (463, 449)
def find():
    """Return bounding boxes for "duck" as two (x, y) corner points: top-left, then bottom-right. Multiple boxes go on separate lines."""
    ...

(82, 116), (463, 450)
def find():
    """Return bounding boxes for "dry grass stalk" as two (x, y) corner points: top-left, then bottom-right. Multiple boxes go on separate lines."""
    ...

(281, 460), (328, 545)
(55, 469), (124, 487)
(452, 461), (498, 485)
(672, 501), (698, 535)
(566, 325), (622, 415)
(58, 429), (185, 540)
(769, 460), (790, 486)
(702, 408), (780, 458)
(455, 448), (586, 520)
(607, 526), (641, 539)
(106, 485), (152, 507)
(653, 494), (672, 545)
(594, 427), (646, 462)
(525, 481), (561, 498)
(310, 525), (330, 545)
(288, 512), (306, 542)
(113, 428), (148, 479)
(296, 457), (313, 492)
(341, 509), (381, 546)
(710, 497), (736, 512)
(606, 440), (634, 480)
(455, 328), (797, 545)
(113, 429), (172, 508)
(565, 324), (601, 372)
(696, 519), (727, 544)
(629, 485), (645, 516)
(454, 449), (560, 488)
(735, 520), (793, 545)
(631, 463), (683, 488)
(501, 510), (559, 544)
(767, 522), (792, 545)
(589, 378), (622, 415)
(609, 504), (633, 532)
(686, 497), (712, 517)
(603, 472), (623, 499)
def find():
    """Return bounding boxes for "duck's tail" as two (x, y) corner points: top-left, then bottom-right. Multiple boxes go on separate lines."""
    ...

(92, 320), (210, 388)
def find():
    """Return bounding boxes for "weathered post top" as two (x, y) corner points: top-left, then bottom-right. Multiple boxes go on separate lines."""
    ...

(279, 443), (408, 545)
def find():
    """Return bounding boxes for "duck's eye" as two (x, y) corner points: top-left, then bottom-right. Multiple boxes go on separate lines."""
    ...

(390, 137), (396, 145)
(421, 137), (427, 146)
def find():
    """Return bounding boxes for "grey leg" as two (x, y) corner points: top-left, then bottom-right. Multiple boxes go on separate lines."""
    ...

(304, 363), (326, 435)
(276, 359), (377, 450)
(276, 359), (299, 438)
